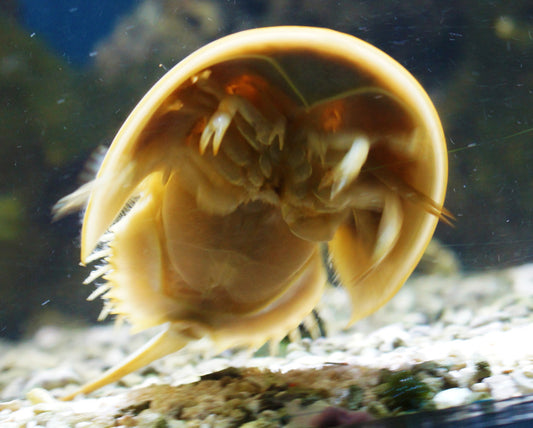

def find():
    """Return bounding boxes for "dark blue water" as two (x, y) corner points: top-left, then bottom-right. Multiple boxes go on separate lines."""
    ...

(19, 0), (140, 64)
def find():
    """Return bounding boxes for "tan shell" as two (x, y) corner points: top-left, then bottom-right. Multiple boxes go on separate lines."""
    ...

(55, 26), (449, 399)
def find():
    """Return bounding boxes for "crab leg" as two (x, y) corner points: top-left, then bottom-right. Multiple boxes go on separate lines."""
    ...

(60, 323), (206, 401)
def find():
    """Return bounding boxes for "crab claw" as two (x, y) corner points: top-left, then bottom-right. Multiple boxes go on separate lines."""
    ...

(319, 135), (371, 198)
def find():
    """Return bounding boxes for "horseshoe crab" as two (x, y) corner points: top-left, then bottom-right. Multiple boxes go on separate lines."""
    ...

(54, 26), (450, 399)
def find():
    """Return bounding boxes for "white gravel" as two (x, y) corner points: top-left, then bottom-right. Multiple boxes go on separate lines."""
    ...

(0, 263), (532, 426)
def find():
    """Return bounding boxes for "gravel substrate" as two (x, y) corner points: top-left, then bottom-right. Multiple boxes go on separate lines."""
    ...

(1, 263), (532, 427)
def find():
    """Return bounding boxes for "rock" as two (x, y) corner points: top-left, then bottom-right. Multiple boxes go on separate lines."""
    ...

(433, 388), (474, 409)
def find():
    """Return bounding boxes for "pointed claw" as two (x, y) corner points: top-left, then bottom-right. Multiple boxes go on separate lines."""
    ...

(372, 191), (403, 264)
(199, 110), (233, 155)
(320, 136), (370, 198)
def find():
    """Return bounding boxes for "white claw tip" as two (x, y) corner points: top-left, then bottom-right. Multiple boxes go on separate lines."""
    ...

(328, 135), (371, 198)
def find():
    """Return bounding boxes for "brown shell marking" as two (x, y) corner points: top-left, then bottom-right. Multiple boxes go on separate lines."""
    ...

(54, 26), (450, 400)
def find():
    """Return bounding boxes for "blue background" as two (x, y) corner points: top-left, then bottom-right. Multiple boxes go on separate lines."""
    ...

(19, 0), (140, 64)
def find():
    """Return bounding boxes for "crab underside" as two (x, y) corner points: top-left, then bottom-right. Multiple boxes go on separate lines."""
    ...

(54, 28), (449, 400)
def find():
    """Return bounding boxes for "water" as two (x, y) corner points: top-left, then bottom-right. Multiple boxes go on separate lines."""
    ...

(0, 1), (531, 422)
(1, 0), (531, 335)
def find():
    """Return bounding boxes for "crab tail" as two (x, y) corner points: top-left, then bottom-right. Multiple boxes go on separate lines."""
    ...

(60, 324), (204, 401)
